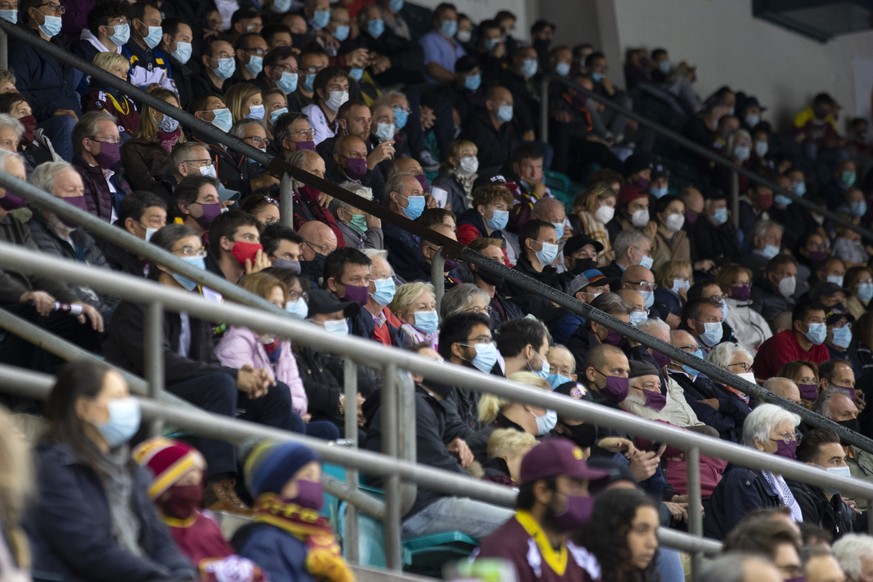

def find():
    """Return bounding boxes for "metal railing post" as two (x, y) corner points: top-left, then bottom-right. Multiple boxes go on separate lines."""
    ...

(731, 170), (740, 228)
(279, 172), (294, 227)
(381, 363), (402, 570)
(431, 248), (446, 308)
(687, 447), (703, 580)
(540, 74), (550, 143)
(343, 358), (360, 564)
(144, 301), (164, 435)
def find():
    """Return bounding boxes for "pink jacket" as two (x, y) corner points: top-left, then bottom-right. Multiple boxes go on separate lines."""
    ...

(215, 326), (308, 416)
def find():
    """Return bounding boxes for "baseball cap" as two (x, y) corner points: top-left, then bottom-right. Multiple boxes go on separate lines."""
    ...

(564, 233), (604, 257)
(519, 438), (609, 485)
(306, 289), (360, 317)
(569, 268), (612, 295)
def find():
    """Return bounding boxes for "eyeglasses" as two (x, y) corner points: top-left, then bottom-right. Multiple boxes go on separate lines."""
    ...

(244, 47), (267, 56)
(677, 344), (700, 353)
(292, 128), (315, 138)
(244, 135), (270, 146)
(770, 431), (799, 444)
(288, 290), (309, 302)
(173, 246), (206, 257)
(626, 281), (656, 292)
(707, 294), (728, 304)
(38, 2), (64, 13)
(467, 305), (491, 315)
(184, 159), (212, 167)
(88, 135), (121, 144)
(304, 240), (332, 255)
(460, 339), (494, 347)
(727, 361), (752, 372)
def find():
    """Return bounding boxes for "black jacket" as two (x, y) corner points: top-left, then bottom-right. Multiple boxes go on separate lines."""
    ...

(787, 479), (863, 540)
(704, 464), (781, 540)
(667, 370), (750, 443)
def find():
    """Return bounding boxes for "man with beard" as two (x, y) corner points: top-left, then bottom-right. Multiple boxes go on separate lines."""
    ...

(474, 438), (606, 581)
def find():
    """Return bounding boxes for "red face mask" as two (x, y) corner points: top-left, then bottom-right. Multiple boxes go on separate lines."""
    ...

(231, 240), (263, 266)
(19, 115), (37, 144)
(157, 483), (204, 519)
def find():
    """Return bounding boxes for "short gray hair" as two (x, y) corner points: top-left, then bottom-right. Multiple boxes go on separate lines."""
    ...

(362, 249), (388, 262)
(699, 553), (778, 582)
(0, 113), (23, 138)
(741, 403), (800, 447)
(385, 172), (418, 199)
(833, 534), (873, 579)
(229, 118), (265, 138)
(706, 342), (753, 371)
(30, 161), (74, 194)
(813, 388), (850, 418)
(637, 317), (670, 338)
(753, 219), (783, 240)
(171, 141), (209, 167)
(331, 181), (373, 216)
(439, 283), (490, 320)
(590, 292), (632, 316)
(613, 228), (651, 259)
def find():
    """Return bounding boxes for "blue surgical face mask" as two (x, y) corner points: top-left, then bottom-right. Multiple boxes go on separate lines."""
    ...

(699, 321), (723, 347)
(276, 71), (299, 94)
(497, 104), (513, 123)
(552, 222), (565, 240)
(323, 318), (349, 336)
(39, 14), (63, 38)
(470, 342), (498, 374)
(832, 326), (852, 349)
(851, 201), (867, 218)
(400, 195), (425, 220)
(760, 244), (780, 259)
(270, 107), (289, 125)
(827, 275), (844, 287)
(213, 57), (236, 80)
(98, 398), (142, 448)
(440, 19), (457, 37)
(171, 41), (193, 64)
(650, 185), (668, 199)
(639, 254), (654, 270)
(793, 182), (806, 197)
(285, 297), (309, 319)
(547, 373), (573, 389)
(172, 255), (206, 290)
(304, 73), (317, 93)
(388, 0), (404, 11)
(0, 9), (17, 23)
(142, 24), (163, 49)
(486, 209), (509, 231)
(629, 310), (648, 327)
(333, 24), (350, 42)
(733, 146), (750, 161)
(247, 104), (265, 120)
(775, 194), (793, 207)
(211, 108), (233, 133)
(273, 0), (292, 13)
(555, 62), (571, 77)
(857, 282), (873, 303)
(711, 207), (729, 226)
(464, 73), (481, 91)
(483, 37), (499, 51)
(375, 122), (395, 142)
(841, 171), (857, 188)
(640, 290), (654, 309)
(414, 310), (439, 335)
(108, 23), (130, 46)
(532, 409), (557, 436)
(245, 55), (264, 77)
(371, 277), (396, 306)
(805, 322), (827, 345)
(367, 18), (385, 38)
(520, 58), (538, 78)
(349, 67), (364, 81)
(535, 241), (559, 266)
(311, 9), (330, 30)
(591, 72), (604, 83)
(392, 106), (408, 130)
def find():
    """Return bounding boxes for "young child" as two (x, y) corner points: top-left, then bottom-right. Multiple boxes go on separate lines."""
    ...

(234, 441), (354, 582)
(133, 438), (265, 582)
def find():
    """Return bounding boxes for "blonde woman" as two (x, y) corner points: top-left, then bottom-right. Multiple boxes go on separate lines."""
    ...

(483, 428), (538, 486)
(83, 52), (139, 136)
(389, 281), (439, 349)
(121, 87), (185, 200)
(224, 83), (265, 124)
(571, 181), (617, 266)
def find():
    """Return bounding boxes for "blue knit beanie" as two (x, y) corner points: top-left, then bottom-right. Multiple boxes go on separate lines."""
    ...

(244, 441), (319, 498)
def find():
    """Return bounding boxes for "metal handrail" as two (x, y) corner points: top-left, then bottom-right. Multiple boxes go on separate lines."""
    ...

(1, 245), (871, 501)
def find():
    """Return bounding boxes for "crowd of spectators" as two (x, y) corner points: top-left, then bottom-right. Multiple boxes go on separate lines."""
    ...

(2, 0), (873, 579)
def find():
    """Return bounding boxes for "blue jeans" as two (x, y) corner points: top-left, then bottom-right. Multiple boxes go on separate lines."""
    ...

(401, 497), (514, 540)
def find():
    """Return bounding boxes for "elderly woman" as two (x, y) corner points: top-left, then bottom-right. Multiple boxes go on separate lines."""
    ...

(704, 403), (802, 540)
(717, 264), (772, 354)
(439, 282), (491, 321)
(28, 361), (195, 580)
(707, 341), (757, 401)
(570, 181), (617, 266)
(389, 281), (439, 349)
(432, 139), (479, 212)
(330, 181), (383, 251)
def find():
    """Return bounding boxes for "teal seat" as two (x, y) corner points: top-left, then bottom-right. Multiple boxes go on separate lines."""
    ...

(545, 170), (578, 208)
(336, 481), (478, 576)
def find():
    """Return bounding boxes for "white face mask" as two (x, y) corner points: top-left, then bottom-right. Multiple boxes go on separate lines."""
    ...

(594, 204), (615, 224)
(778, 275), (796, 298)
(631, 208), (650, 228)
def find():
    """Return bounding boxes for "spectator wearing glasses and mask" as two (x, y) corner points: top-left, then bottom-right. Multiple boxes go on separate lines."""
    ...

(71, 110), (131, 223)
(717, 264), (772, 354)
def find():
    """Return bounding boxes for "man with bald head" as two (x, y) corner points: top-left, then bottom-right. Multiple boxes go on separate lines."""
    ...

(460, 85), (520, 174)
(298, 220), (338, 285)
(327, 135), (383, 197)
(699, 553), (782, 582)
(763, 377), (801, 406)
(622, 264), (656, 312)
(666, 329), (749, 442)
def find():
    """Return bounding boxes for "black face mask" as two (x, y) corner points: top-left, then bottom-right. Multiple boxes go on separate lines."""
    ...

(474, 264), (504, 287)
(560, 421), (598, 448)
(300, 253), (327, 283)
(570, 258), (598, 276)
(837, 418), (861, 435)
(422, 380), (454, 400)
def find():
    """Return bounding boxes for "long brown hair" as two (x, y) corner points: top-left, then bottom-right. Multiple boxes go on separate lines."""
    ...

(134, 86), (187, 143)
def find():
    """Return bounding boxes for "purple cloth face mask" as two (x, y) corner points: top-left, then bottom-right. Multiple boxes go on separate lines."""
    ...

(775, 439), (797, 460)
(342, 284), (370, 307)
(602, 375), (629, 404)
(797, 383), (818, 401)
(286, 479), (324, 511)
(551, 494), (594, 532)
(644, 390), (667, 411)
